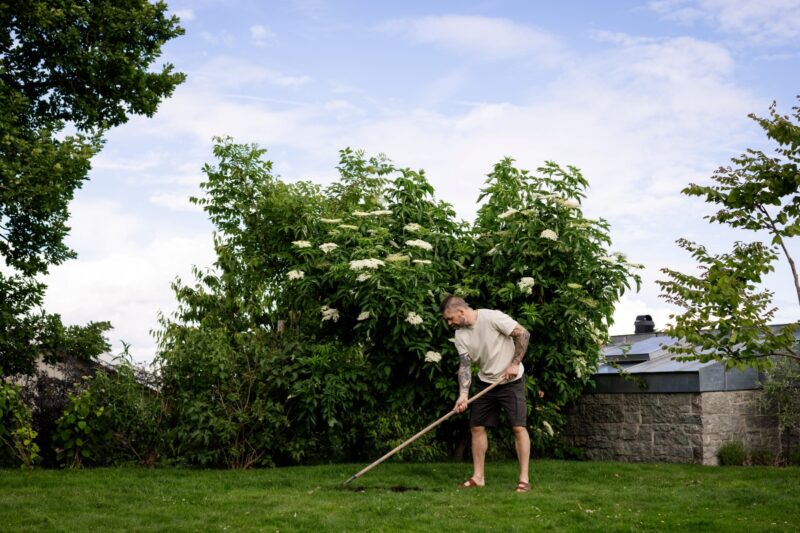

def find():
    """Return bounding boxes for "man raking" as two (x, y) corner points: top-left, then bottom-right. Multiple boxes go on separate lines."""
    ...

(440, 295), (532, 493)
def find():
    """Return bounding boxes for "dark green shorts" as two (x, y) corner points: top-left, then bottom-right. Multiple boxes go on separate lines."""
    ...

(470, 378), (527, 428)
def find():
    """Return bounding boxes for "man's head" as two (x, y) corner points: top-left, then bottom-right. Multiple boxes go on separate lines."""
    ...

(440, 294), (474, 329)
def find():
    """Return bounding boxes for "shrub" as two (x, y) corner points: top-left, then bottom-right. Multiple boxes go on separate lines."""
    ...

(54, 383), (112, 467)
(19, 360), (94, 467)
(718, 441), (747, 466)
(88, 352), (166, 466)
(0, 379), (40, 468)
(155, 139), (641, 465)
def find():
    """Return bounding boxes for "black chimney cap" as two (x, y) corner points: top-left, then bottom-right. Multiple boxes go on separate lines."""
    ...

(634, 314), (655, 334)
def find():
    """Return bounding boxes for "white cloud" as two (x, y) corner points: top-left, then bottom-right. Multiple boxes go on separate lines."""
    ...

(199, 31), (235, 46)
(173, 8), (195, 22)
(65, 199), (144, 259)
(44, 227), (215, 365)
(380, 14), (565, 64)
(250, 24), (276, 46)
(190, 56), (311, 89)
(649, 0), (800, 44)
(149, 191), (203, 212)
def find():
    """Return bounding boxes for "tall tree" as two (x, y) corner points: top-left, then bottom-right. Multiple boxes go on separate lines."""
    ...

(0, 0), (185, 375)
(658, 97), (800, 369)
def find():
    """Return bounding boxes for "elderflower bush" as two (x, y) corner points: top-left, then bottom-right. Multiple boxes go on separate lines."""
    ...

(460, 158), (641, 448)
(159, 139), (640, 464)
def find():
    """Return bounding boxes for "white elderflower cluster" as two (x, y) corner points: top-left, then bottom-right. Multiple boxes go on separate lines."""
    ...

(403, 223), (423, 232)
(352, 210), (371, 217)
(424, 351), (442, 363)
(574, 357), (588, 378)
(413, 259), (431, 265)
(487, 244), (500, 256)
(349, 258), (385, 270)
(554, 197), (580, 209)
(540, 229), (558, 241)
(385, 253), (410, 263)
(370, 209), (392, 216)
(320, 305), (339, 322)
(498, 208), (518, 219)
(292, 240), (312, 248)
(338, 224), (358, 230)
(599, 255), (617, 263)
(406, 239), (433, 251)
(357, 311), (371, 321)
(287, 270), (304, 280)
(566, 282), (582, 289)
(542, 421), (554, 437)
(356, 272), (372, 282)
(521, 208), (538, 216)
(319, 242), (338, 254)
(517, 277), (535, 294)
(405, 312), (423, 326)
(320, 218), (342, 224)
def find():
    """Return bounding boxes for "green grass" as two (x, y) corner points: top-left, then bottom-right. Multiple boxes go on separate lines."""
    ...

(1, 460), (798, 532)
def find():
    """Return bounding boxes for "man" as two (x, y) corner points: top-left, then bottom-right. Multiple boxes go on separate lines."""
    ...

(440, 294), (531, 493)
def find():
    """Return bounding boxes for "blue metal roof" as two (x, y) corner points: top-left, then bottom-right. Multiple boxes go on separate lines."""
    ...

(592, 332), (771, 393)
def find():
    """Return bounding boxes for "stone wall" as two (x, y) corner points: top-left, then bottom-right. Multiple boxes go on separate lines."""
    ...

(700, 391), (780, 464)
(563, 390), (779, 465)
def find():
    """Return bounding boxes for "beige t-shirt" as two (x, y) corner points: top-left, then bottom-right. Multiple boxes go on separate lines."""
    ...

(454, 309), (523, 384)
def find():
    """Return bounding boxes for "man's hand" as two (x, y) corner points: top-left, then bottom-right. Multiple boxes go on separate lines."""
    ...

(502, 362), (521, 381)
(453, 393), (469, 413)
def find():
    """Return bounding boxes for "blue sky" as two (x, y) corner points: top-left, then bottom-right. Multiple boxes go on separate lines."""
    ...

(41, 0), (800, 364)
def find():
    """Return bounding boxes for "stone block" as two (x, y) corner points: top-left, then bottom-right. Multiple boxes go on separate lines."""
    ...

(703, 414), (742, 434)
(623, 410), (642, 424)
(586, 404), (624, 424)
(641, 408), (681, 424)
(679, 414), (702, 426)
(653, 427), (691, 448)
(658, 394), (693, 407)
(620, 424), (641, 440)
(701, 392), (730, 414)
(639, 395), (660, 406)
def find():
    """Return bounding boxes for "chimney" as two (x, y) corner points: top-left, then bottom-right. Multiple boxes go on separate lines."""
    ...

(634, 314), (654, 334)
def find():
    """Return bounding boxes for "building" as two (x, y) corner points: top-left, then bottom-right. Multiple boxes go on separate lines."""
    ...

(562, 317), (787, 465)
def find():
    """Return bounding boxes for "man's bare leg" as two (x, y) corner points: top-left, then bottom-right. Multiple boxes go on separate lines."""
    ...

(468, 426), (488, 486)
(512, 425), (530, 485)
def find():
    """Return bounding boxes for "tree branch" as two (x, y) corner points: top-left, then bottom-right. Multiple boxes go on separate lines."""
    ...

(757, 205), (800, 306)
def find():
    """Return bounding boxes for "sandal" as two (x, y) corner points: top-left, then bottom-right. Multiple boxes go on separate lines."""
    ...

(458, 478), (482, 489)
(515, 481), (531, 493)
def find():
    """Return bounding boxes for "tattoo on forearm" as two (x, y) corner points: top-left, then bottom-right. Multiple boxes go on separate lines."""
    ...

(458, 354), (471, 396)
(511, 326), (530, 365)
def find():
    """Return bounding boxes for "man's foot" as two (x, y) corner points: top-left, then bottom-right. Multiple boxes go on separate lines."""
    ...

(514, 481), (531, 493)
(458, 478), (483, 489)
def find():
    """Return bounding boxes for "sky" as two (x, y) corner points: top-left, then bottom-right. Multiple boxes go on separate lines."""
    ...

(40, 0), (800, 365)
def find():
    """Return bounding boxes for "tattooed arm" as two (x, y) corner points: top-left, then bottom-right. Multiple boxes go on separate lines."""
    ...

(502, 325), (530, 380)
(454, 353), (471, 413)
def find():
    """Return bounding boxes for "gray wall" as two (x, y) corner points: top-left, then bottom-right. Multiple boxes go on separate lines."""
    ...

(563, 390), (780, 465)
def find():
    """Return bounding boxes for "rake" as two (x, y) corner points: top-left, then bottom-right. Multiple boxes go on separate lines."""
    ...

(342, 379), (504, 486)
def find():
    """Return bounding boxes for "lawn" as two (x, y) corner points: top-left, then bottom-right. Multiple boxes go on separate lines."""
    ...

(1, 460), (798, 532)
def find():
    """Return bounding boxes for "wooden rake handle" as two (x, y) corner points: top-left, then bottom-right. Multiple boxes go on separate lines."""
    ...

(342, 379), (506, 486)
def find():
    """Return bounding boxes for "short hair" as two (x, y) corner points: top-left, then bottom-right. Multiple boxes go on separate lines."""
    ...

(440, 294), (469, 313)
